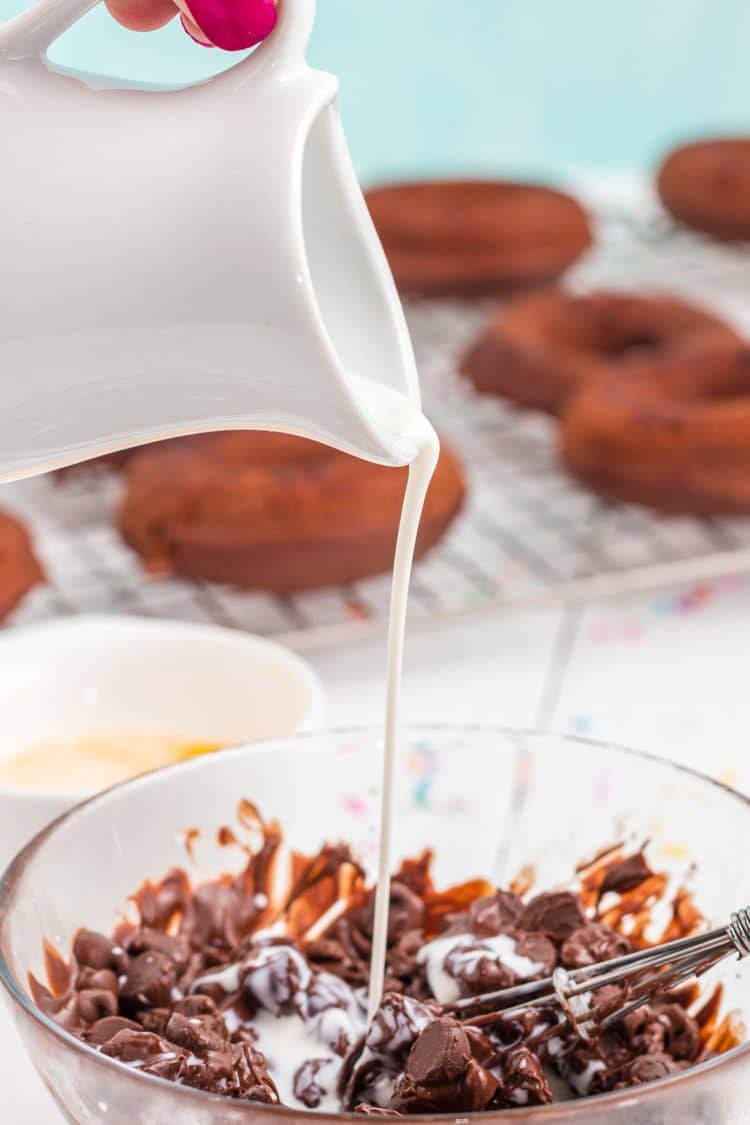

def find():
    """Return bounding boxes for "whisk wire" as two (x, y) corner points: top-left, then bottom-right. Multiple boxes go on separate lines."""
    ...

(729, 908), (750, 957)
(447, 907), (750, 1040)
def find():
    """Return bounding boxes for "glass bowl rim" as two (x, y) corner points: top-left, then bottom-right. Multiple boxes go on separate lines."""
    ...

(1, 721), (748, 1121)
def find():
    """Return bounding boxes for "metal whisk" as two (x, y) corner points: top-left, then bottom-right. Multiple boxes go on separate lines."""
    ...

(445, 907), (750, 1041)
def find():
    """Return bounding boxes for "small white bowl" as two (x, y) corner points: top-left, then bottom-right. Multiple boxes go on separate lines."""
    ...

(0, 614), (324, 867)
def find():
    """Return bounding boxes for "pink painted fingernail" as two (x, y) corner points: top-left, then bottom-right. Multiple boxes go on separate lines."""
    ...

(179, 0), (278, 51)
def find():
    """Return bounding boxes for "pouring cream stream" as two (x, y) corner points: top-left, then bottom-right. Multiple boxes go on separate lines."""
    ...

(354, 382), (440, 1020)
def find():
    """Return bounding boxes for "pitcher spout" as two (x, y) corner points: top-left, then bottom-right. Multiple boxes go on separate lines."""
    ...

(297, 100), (421, 465)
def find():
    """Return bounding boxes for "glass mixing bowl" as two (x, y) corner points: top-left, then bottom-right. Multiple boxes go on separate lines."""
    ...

(1, 725), (749, 1124)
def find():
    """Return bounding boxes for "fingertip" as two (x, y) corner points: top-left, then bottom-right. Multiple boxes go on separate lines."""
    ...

(105, 0), (178, 32)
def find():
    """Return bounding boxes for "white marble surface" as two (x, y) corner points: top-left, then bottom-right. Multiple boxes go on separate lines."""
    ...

(4, 570), (750, 1118)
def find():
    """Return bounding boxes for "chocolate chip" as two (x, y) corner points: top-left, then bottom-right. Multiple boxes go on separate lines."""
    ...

(407, 1019), (471, 1085)
(388, 931), (430, 999)
(237, 1083), (279, 1105)
(387, 883), (425, 940)
(443, 940), (516, 996)
(139, 1053), (187, 1082)
(164, 1011), (229, 1055)
(119, 951), (176, 1010)
(293, 1058), (330, 1108)
(100, 1029), (183, 1065)
(307, 969), (359, 1023)
(78, 989), (118, 1024)
(459, 1059), (502, 1112)
(178, 951), (213, 995)
(233, 1042), (279, 1103)
(468, 891), (524, 935)
(393, 1051), (500, 1113)
(615, 1053), (682, 1087)
(599, 853), (653, 899)
(126, 928), (190, 970)
(518, 892), (586, 942)
(655, 1003), (702, 1061)
(230, 1025), (258, 1048)
(179, 1047), (235, 1093)
(243, 945), (310, 1015)
(561, 1044), (614, 1097)
(182, 883), (255, 953)
(441, 929), (553, 998)
(73, 930), (125, 972)
(500, 1045), (553, 1106)
(594, 1026), (633, 1071)
(137, 1007), (169, 1034)
(591, 984), (629, 1021)
(323, 880), (425, 983)
(86, 1016), (142, 1046)
(493, 1007), (552, 1049)
(305, 935), (368, 990)
(172, 993), (218, 1017)
(342, 994), (437, 1110)
(621, 1006), (667, 1055)
(513, 930), (557, 976)
(75, 967), (119, 995)
(390, 1017), (504, 1113)
(367, 993), (437, 1057)
(465, 1026), (500, 1067)
(561, 922), (632, 968)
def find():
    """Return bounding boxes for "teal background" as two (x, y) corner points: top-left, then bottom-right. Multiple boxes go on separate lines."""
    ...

(3, 0), (749, 184)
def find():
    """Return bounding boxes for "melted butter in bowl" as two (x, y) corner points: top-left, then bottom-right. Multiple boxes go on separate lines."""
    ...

(0, 615), (323, 868)
(0, 733), (223, 793)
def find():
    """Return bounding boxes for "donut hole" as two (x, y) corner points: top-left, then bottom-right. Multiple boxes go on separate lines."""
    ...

(544, 307), (666, 362)
(462, 290), (741, 418)
(599, 329), (663, 358)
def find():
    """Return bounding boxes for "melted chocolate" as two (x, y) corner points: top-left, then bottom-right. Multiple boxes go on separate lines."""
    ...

(35, 807), (741, 1113)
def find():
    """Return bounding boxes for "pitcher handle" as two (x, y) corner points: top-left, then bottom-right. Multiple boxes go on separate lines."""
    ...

(0, 0), (99, 58)
(0, 0), (315, 67)
(252, 0), (315, 71)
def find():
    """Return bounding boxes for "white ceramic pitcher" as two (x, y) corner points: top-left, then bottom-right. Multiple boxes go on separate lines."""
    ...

(0, 0), (420, 482)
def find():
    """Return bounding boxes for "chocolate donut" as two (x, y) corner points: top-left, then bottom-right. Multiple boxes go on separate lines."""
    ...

(657, 138), (750, 240)
(561, 339), (750, 514)
(461, 290), (738, 414)
(0, 509), (44, 620)
(365, 181), (592, 298)
(119, 432), (465, 592)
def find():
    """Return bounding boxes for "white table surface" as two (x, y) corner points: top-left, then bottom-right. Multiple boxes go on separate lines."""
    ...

(4, 569), (750, 1119)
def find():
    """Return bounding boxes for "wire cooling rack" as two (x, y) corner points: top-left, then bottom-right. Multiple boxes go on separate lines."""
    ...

(5, 184), (750, 649)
